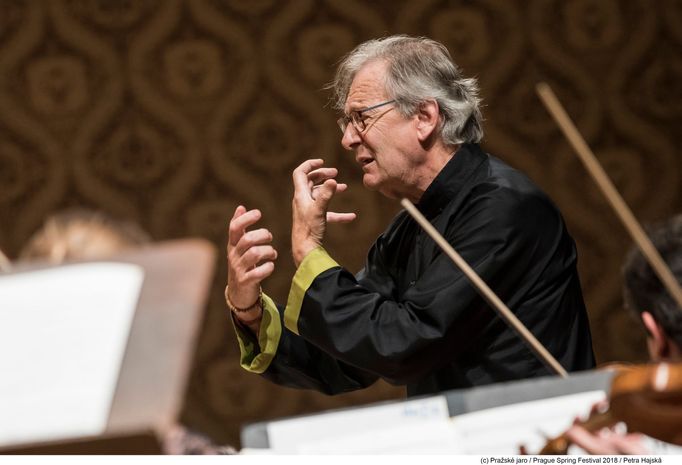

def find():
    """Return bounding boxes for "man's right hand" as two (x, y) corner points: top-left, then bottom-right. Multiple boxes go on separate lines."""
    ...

(226, 205), (278, 314)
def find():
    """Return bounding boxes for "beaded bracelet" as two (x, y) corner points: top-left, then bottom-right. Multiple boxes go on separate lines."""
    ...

(226, 287), (263, 324)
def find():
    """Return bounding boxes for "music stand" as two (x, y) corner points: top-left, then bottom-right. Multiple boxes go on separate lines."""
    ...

(0, 239), (215, 454)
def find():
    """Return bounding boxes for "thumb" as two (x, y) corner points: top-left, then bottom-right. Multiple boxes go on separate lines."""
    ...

(316, 179), (337, 208)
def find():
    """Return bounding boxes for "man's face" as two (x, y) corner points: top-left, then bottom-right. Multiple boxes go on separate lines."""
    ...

(341, 60), (423, 200)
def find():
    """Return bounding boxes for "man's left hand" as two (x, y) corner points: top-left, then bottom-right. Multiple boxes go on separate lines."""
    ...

(291, 159), (356, 266)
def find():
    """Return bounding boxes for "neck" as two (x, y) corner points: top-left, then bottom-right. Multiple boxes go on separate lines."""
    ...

(406, 143), (459, 203)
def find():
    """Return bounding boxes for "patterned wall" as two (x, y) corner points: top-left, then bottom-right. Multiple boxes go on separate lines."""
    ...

(1, 0), (680, 447)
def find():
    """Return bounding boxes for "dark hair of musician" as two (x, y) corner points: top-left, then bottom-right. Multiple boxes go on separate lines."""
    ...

(623, 214), (682, 349)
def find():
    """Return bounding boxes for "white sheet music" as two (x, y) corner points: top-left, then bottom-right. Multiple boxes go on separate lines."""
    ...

(452, 390), (606, 454)
(256, 390), (606, 454)
(267, 395), (452, 454)
(0, 262), (144, 447)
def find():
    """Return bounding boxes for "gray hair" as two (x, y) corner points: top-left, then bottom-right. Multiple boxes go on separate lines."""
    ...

(330, 35), (483, 145)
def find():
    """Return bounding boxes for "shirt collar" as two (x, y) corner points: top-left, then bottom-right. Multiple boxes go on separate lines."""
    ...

(416, 143), (487, 219)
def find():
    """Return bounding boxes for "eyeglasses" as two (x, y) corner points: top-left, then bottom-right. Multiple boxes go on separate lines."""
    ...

(337, 99), (396, 133)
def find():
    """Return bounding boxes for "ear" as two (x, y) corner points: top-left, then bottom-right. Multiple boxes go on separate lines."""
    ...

(415, 99), (441, 143)
(641, 311), (670, 361)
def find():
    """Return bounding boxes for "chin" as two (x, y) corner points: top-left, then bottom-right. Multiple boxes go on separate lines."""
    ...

(363, 178), (399, 200)
(362, 175), (380, 190)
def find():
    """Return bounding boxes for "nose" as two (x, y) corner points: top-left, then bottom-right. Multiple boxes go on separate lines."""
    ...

(340, 123), (361, 151)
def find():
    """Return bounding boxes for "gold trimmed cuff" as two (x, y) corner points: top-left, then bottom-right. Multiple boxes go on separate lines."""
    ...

(231, 292), (281, 374)
(284, 246), (339, 335)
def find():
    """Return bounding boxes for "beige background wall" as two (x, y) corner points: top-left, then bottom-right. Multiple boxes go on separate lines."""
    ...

(1, 0), (680, 447)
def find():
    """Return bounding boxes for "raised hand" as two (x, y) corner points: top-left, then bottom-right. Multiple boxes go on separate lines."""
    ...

(291, 159), (356, 266)
(225, 206), (278, 319)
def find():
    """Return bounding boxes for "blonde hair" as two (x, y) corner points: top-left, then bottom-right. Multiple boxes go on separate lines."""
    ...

(20, 209), (150, 263)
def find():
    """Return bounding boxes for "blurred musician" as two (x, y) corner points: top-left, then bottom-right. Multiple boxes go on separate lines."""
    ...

(566, 215), (682, 454)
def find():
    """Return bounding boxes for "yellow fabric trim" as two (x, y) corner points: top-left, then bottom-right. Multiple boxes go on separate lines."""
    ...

(231, 292), (281, 374)
(284, 246), (339, 335)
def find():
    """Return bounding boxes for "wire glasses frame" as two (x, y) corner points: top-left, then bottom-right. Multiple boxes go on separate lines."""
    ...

(337, 99), (396, 133)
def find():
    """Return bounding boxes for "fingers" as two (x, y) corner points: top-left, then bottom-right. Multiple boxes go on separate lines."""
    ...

(312, 183), (348, 199)
(327, 212), (357, 223)
(244, 261), (275, 282)
(232, 205), (246, 220)
(226, 205), (277, 311)
(318, 180), (356, 223)
(229, 221), (277, 277)
(565, 425), (614, 454)
(229, 237), (278, 287)
(564, 425), (647, 455)
(311, 179), (352, 223)
(239, 245), (278, 269)
(228, 208), (262, 246)
(308, 167), (338, 184)
(234, 228), (273, 255)
(293, 159), (342, 190)
(293, 159), (324, 193)
(294, 159), (352, 200)
(290, 159), (355, 264)
(608, 433), (648, 455)
(315, 179), (337, 205)
(227, 206), (276, 274)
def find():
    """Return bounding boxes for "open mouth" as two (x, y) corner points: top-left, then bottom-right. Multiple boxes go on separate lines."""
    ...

(361, 160), (375, 172)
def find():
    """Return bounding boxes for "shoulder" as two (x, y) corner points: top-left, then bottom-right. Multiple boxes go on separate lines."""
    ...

(454, 157), (566, 240)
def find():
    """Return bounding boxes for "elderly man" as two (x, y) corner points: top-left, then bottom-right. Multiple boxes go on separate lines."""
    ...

(226, 35), (594, 396)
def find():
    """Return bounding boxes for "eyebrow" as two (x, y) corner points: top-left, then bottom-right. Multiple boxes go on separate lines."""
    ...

(344, 103), (364, 113)
(344, 95), (373, 110)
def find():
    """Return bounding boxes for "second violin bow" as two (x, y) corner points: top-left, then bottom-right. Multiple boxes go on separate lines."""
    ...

(536, 83), (682, 315)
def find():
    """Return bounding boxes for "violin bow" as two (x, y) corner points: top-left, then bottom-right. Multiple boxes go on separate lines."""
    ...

(536, 83), (682, 315)
(400, 199), (568, 378)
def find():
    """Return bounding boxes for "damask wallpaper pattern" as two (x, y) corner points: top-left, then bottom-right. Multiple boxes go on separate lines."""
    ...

(0, 0), (680, 446)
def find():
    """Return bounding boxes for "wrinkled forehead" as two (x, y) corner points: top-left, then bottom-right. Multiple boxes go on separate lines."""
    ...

(344, 60), (390, 111)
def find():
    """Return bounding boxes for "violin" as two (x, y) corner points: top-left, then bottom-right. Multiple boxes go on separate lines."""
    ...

(539, 362), (682, 454)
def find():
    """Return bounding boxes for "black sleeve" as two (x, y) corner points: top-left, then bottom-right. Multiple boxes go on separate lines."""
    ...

(293, 189), (564, 385)
(260, 304), (380, 395)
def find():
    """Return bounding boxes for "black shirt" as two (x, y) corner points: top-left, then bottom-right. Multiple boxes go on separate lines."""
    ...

(251, 143), (595, 396)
